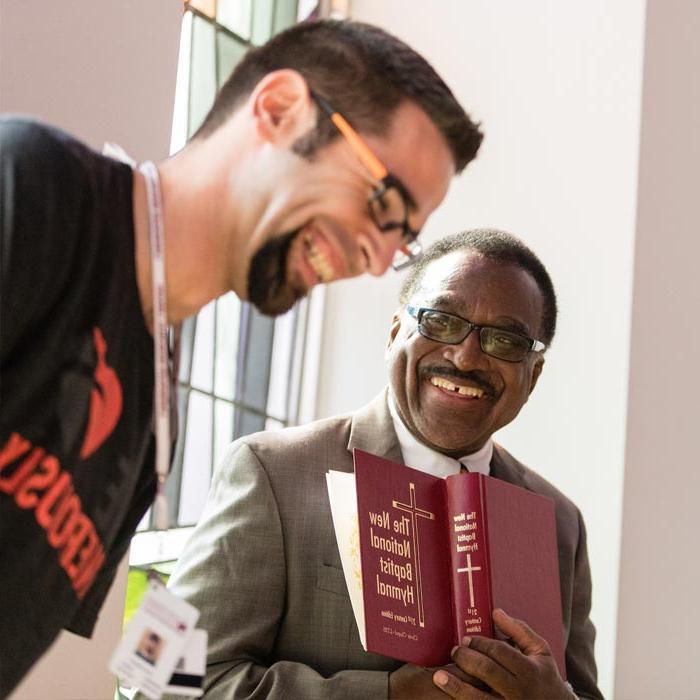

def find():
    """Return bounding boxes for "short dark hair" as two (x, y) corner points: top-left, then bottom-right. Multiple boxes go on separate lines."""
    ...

(399, 229), (558, 345)
(193, 20), (483, 173)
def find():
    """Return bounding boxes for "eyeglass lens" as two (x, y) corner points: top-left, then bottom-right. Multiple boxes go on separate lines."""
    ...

(369, 186), (408, 235)
(418, 309), (532, 361)
(368, 186), (422, 270)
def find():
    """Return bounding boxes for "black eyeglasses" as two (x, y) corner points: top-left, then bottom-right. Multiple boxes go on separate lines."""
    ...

(406, 305), (546, 362)
(311, 92), (422, 271)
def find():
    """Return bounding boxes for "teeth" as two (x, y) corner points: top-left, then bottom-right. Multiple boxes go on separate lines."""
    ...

(304, 234), (334, 283)
(430, 377), (484, 398)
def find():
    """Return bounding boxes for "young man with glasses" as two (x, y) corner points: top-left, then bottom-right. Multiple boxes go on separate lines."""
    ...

(156, 229), (602, 700)
(0, 20), (481, 697)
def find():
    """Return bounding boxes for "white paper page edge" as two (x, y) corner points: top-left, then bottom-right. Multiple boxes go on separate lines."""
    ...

(326, 470), (365, 647)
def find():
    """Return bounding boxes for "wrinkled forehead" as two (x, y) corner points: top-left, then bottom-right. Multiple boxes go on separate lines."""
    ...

(411, 250), (544, 333)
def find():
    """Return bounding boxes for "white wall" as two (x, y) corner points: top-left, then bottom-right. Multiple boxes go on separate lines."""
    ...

(1, 1), (181, 697)
(319, 2), (648, 696)
(615, 1), (700, 697)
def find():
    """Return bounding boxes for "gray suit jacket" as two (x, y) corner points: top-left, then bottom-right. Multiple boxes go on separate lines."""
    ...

(163, 391), (602, 699)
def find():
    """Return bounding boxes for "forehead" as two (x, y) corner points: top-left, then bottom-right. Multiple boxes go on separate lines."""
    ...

(364, 101), (455, 220)
(413, 250), (545, 336)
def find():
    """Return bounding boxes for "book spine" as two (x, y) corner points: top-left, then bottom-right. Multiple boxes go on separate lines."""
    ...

(446, 473), (494, 644)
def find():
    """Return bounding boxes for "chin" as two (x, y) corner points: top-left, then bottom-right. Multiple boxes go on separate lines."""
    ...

(247, 228), (306, 317)
(420, 428), (483, 458)
(251, 288), (304, 317)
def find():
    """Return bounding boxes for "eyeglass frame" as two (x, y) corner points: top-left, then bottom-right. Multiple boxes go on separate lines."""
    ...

(310, 91), (422, 271)
(406, 304), (546, 362)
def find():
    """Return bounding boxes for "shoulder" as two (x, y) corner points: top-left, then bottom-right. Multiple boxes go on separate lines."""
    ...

(1, 116), (88, 168)
(207, 413), (356, 517)
(240, 412), (353, 459)
(0, 116), (129, 200)
(0, 116), (114, 228)
(494, 444), (584, 538)
(219, 412), (355, 481)
(1, 116), (53, 148)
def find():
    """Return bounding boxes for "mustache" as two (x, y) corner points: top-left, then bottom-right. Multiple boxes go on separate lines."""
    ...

(419, 365), (497, 396)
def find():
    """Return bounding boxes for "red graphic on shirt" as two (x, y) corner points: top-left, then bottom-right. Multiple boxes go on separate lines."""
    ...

(0, 432), (106, 600)
(79, 327), (123, 460)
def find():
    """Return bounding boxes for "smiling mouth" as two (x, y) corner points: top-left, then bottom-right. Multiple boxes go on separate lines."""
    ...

(429, 376), (485, 399)
(303, 232), (335, 283)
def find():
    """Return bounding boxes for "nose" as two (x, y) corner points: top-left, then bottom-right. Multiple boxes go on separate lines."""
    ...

(357, 229), (402, 276)
(442, 328), (487, 370)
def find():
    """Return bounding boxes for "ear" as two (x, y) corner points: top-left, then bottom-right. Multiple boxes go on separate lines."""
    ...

(250, 69), (315, 144)
(384, 311), (403, 361)
(527, 355), (545, 396)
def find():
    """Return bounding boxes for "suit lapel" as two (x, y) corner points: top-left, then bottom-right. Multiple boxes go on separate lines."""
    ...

(490, 442), (529, 489)
(347, 388), (404, 466)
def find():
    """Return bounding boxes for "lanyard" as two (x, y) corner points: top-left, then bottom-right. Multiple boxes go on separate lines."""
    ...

(139, 161), (171, 531)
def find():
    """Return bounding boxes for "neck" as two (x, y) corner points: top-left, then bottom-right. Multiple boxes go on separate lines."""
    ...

(132, 148), (244, 329)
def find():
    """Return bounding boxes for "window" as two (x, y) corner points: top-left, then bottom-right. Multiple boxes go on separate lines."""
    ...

(127, 0), (326, 592)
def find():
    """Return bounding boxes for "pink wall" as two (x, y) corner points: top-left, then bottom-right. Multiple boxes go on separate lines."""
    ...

(0, 0), (181, 161)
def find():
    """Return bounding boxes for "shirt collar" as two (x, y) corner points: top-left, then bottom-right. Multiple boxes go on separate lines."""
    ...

(387, 391), (492, 479)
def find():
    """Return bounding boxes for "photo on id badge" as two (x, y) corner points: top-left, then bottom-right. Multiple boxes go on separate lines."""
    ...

(135, 629), (165, 666)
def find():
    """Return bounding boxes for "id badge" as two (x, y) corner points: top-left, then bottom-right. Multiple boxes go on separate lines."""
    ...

(109, 578), (199, 699)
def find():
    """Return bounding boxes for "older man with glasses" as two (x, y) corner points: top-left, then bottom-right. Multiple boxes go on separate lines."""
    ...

(157, 229), (602, 700)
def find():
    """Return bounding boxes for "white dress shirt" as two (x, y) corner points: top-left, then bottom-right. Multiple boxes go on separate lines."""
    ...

(387, 392), (492, 479)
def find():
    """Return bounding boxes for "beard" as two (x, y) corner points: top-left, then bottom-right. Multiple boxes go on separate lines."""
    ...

(247, 228), (307, 316)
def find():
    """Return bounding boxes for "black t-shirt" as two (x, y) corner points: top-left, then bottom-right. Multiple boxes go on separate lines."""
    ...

(0, 117), (156, 697)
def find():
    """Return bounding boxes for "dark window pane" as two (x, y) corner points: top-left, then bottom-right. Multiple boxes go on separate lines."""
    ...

(236, 305), (274, 414)
(217, 29), (248, 88)
(273, 0), (298, 33)
(167, 383), (192, 525)
(251, 0), (274, 45)
(235, 408), (266, 440)
(188, 15), (217, 136)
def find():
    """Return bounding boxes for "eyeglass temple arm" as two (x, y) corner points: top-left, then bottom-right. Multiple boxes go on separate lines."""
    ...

(311, 92), (388, 182)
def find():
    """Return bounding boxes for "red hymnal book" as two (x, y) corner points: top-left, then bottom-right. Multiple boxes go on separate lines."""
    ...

(353, 448), (566, 678)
